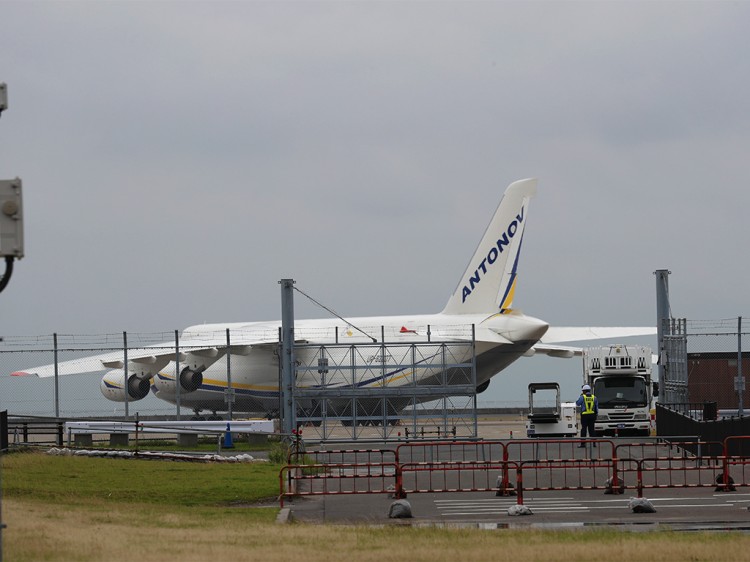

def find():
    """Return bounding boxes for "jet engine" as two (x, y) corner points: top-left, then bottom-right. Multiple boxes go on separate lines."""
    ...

(100, 370), (151, 402)
(152, 366), (204, 395)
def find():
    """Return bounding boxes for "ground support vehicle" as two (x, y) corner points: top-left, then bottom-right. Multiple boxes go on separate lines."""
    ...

(583, 345), (654, 437)
(525, 382), (577, 438)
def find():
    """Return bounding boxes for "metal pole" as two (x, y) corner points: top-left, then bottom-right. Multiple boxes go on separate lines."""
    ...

(123, 332), (129, 418)
(654, 270), (671, 404)
(318, 349), (328, 439)
(226, 328), (233, 420)
(175, 330), (181, 420)
(0, 446), (5, 562)
(441, 341), (447, 434)
(280, 279), (296, 435)
(472, 323), (478, 438)
(350, 343), (356, 436)
(277, 327), (282, 421)
(53, 333), (59, 418)
(738, 316), (744, 416)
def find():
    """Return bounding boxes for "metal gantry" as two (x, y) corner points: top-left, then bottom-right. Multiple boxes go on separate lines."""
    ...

(662, 318), (689, 405)
(291, 335), (479, 441)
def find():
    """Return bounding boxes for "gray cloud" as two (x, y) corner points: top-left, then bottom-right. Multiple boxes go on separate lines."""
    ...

(1, 1), (747, 404)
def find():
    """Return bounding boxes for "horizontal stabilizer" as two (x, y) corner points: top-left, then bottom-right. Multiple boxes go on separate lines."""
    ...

(541, 326), (656, 343)
(531, 344), (581, 358)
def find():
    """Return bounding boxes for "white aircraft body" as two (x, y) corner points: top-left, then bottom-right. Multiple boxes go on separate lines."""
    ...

(12, 179), (655, 417)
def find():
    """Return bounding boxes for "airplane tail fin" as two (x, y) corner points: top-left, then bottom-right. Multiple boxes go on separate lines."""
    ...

(442, 178), (537, 315)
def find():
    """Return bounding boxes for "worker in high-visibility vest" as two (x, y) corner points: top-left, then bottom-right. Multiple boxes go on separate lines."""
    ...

(576, 384), (598, 448)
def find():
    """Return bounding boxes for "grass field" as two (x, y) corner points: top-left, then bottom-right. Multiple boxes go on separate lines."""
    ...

(3, 450), (750, 561)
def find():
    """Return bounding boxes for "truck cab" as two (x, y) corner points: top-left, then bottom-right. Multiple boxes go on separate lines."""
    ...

(583, 345), (654, 436)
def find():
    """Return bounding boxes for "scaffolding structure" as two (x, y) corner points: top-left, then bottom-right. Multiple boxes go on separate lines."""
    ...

(662, 318), (689, 405)
(291, 336), (479, 441)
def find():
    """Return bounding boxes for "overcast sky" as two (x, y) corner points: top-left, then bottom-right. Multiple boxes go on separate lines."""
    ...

(1, 1), (748, 405)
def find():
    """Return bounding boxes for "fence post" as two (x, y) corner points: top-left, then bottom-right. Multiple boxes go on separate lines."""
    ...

(174, 330), (181, 420)
(123, 331), (129, 418)
(611, 452), (622, 494)
(393, 445), (406, 499)
(516, 465), (524, 505)
(279, 467), (286, 508)
(637, 460), (644, 498)
(226, 328), (233, 421)
(499, 443), (511, 495)
(134, 412), (139, 456)
(394, 463), (406, 499)
(738, 316), (744, 417)
(721, 444), (733, 492)
(1, 410), (7, 451)
(53, 333), (59, 418)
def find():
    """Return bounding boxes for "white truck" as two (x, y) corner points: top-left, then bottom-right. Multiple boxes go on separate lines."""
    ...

(582, 345), (655, 437)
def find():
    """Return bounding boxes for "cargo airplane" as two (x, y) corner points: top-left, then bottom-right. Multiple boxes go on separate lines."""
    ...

(12, 179), (655, 418)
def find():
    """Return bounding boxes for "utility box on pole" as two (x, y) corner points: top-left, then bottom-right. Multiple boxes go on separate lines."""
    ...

(0, 178), (23, 259)
(0, 83), (8, 115)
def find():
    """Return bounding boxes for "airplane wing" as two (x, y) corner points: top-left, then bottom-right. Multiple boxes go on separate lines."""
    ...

(528, 326), (657, 359)
(10, 345), (204, 379)
(10, 328), (283, 379)
(540, 326), (656, 343)
(11, 352), (126, 378)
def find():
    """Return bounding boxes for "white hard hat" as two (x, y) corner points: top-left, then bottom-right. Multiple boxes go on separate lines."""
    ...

(582, 384), (591, 391)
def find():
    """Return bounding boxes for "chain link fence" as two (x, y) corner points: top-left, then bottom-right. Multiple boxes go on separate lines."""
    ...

(1, 325), (482, 436)
(662, 317), (748, 414)
(0, 332), (194, 417)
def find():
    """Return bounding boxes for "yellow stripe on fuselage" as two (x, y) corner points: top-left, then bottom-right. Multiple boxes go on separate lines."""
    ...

(159, 373), (415, 391)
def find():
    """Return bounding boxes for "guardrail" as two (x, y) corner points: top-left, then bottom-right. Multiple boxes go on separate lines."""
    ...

(7, 419), (64, 446)
(5, 416), (274, 448)
(278, 437), (750, 507)
(279, 462), (398, 507)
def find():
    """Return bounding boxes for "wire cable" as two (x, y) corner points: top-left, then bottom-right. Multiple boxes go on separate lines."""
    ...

(293, 285), (377, 342)
(0, 256), (14, 293)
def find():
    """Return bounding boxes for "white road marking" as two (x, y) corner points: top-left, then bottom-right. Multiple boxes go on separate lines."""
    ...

(432, 492), (747, 516)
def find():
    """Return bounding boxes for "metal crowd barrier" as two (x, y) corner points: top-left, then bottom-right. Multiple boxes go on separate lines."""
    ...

(278, 437), (750, 507)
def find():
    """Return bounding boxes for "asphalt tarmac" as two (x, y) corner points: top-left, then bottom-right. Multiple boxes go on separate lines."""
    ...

(286, 487), (750, 530)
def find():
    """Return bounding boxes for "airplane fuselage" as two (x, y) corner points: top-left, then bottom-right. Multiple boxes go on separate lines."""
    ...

(150, 311), (549, 413)
(13, 178), (655, 419)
